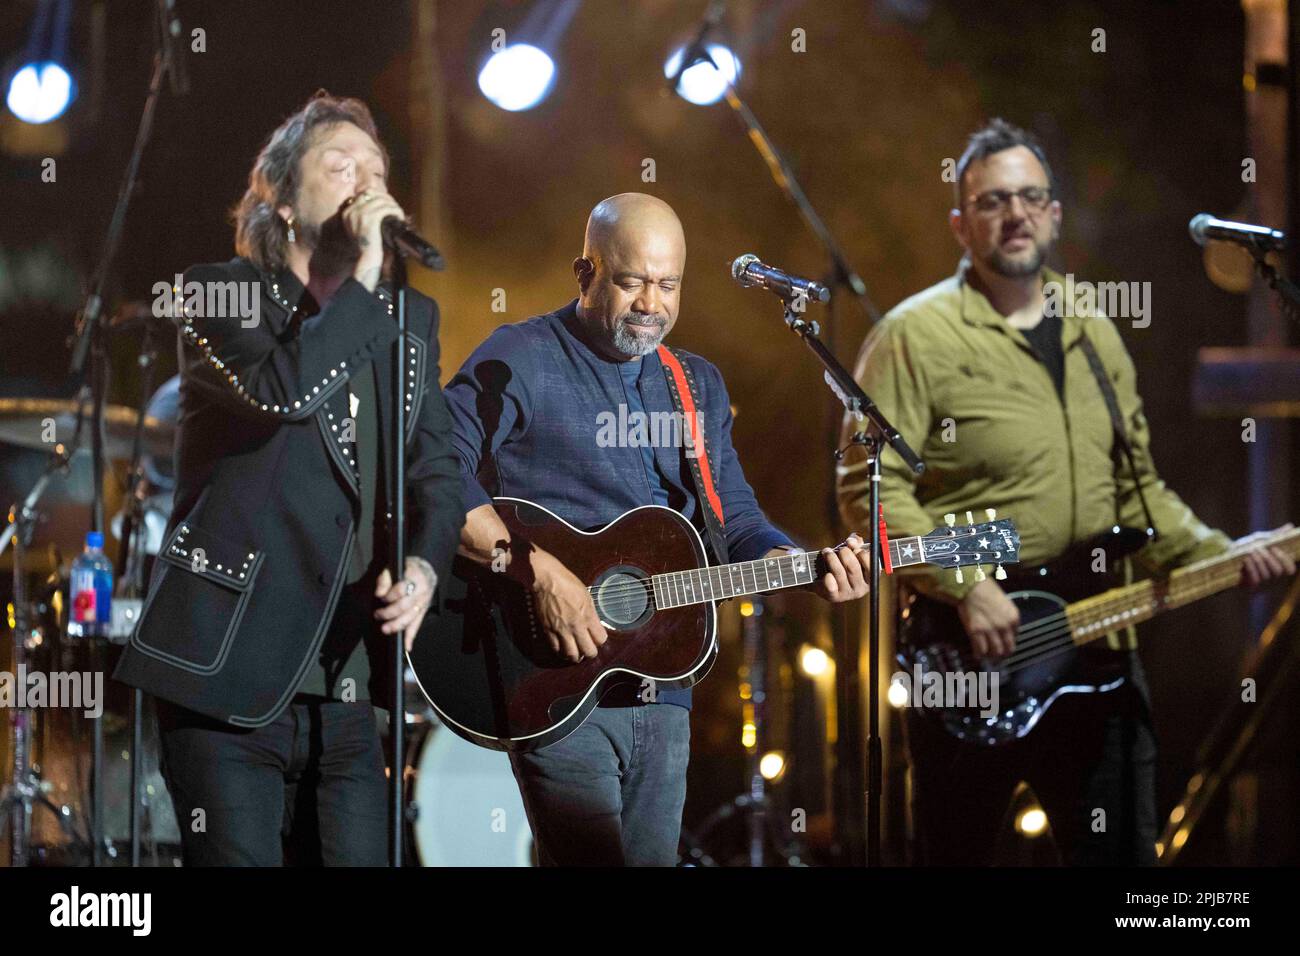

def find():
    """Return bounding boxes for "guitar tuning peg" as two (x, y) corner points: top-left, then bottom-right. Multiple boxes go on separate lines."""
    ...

(974, 566), (987, 582)
(985, 507), (997, 521)
(944, 513), (956, 528)
(995, 564), (1007, 580)
(965, 510), (975, 526)
(954, 567), (964, 584)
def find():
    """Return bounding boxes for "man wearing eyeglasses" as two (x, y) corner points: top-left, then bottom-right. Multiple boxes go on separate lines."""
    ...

(837, 118), (1294, 865)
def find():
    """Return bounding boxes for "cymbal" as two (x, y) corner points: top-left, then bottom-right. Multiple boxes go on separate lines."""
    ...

(0, 398), (175, 461)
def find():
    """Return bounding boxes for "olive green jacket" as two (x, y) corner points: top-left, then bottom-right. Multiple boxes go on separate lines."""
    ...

(837, 263), (1231, 631)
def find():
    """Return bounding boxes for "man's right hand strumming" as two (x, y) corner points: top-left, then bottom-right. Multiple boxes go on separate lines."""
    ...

(958, 578), (1020, 659)
(529, 551), (609, 664)
(460, 502), (607, 664)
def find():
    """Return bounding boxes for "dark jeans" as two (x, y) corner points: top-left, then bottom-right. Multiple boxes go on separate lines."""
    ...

(157, 697), (388, 866)
(904, 663), (1157, 866)
(509, 703), (690, 866)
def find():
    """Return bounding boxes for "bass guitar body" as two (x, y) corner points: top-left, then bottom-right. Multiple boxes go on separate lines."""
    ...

(898, 526), (1148, 746)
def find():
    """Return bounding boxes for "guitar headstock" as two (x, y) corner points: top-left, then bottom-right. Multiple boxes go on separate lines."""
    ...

(918, 509), (1021, 583)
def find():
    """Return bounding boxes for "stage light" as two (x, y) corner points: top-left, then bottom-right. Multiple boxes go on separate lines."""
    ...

(759, 751), (786, 781)
(664, 42), (741, 106)
(1015, 807), (1048, 837)
(741, 721), (757, 749)
(478, 43), (556, 112)
(6, 61), (75, 124)
(887, 677), (910, 709)
(800, 645), (830, 677)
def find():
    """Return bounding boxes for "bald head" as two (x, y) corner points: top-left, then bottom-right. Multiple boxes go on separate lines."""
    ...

(583, 193), (686, 263)
(574, 193), (685, 360)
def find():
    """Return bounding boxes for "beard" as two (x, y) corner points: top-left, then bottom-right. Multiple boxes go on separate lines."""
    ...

(295, 210), (362, 277)
(610, 311), (668, 357)
(986, 235), (1050, 278)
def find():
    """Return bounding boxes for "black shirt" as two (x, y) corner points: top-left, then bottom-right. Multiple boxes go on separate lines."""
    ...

(1022, 312), (1065, 397)
(296, 359), (382, 701)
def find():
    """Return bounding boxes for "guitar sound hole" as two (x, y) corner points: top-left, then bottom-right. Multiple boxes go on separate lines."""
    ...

(594, 568), (653, 629)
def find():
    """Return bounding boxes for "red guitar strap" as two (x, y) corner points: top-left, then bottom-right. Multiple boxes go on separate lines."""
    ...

(657, 345), (728, 564)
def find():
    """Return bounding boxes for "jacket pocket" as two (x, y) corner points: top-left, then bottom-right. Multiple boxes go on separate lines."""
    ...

(131, 522), (264, 675)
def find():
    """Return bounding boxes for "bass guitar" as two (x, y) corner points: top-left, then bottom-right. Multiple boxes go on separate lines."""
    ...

(899, 524), (1300, 746)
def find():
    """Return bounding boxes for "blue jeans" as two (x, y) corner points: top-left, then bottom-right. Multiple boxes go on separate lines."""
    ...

(509, 704), (690, 866)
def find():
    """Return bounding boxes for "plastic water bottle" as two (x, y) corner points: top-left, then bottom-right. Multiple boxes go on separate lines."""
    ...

(68, 531), (113, 639)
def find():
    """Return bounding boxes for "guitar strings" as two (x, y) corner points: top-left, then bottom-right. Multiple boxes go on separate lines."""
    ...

(581, 536), (1000, 604)
(584, 549), (825, 600)
(989, 541), (1300, 678)
(994, 562), (1263, 672)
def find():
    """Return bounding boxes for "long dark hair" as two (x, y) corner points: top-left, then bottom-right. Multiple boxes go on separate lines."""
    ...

(232, 90), (389, 272)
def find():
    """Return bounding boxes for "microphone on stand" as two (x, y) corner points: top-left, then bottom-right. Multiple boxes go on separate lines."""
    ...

(731, 253), (830, 303)
(666, 0), (728, 94)
(1188, 213), (1287, 252)
(156, 0), (190, 96)
(382, 218), (446, 271)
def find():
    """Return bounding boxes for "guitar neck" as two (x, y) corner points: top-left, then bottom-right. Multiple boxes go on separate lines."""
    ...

(651, 535), (928, 609)
(1066, 528), (1300, 645)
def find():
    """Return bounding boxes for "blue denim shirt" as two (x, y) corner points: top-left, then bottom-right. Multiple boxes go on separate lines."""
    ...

(443, 300), (795, 708)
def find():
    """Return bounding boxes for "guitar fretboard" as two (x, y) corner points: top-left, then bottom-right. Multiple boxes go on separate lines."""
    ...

(1067, 528), (1300, 643)
(652, 535), (928, 609)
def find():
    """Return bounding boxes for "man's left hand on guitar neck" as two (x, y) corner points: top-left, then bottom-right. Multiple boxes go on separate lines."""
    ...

(766, 533), (872, 604)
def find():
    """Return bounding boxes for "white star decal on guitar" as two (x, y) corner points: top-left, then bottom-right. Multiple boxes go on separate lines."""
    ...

(978, 537), (990, 549)
(901, 543), (915, 558)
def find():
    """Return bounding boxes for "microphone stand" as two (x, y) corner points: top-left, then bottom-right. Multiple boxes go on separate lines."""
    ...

(769, 293), (922, 868)
(114, 320), (161, 868)
(389, 254), (408, 868)
(385, 240), (444, 868)
(1245, 243), (1300, 325)
(65, 0), (188, 867)
(671, 5), (896, 864)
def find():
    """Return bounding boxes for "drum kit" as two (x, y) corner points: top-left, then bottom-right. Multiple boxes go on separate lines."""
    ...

(1, 366), (532, 867)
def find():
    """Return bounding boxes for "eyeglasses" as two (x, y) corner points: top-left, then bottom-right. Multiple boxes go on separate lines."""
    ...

(967, 186), (1052, 216)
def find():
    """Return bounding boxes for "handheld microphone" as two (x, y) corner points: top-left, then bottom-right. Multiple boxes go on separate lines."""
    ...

(382, 218), (446, 271)
(1188, 213), (1287, 252)
(731, 254), (830, 304)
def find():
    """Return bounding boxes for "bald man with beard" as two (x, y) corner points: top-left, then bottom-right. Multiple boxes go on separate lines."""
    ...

(444, 193), (871, 866)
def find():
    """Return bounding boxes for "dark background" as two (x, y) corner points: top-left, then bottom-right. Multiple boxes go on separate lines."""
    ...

(2, 0), (1296, 864)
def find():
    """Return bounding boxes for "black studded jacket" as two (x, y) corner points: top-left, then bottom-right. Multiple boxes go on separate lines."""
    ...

(113, 257), (464, 726)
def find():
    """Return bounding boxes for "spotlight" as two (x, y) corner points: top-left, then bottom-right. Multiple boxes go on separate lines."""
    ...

(7, 0), (77, 124)
(1015, 807), (1048, 837)
(478, 43), (556, 112)
(664, 42), (740, 106)
(887, 677), (910, 709)
(7, 62), (74, 124)
(799, 645), (831, 677)
(759, 751), (786, 781)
